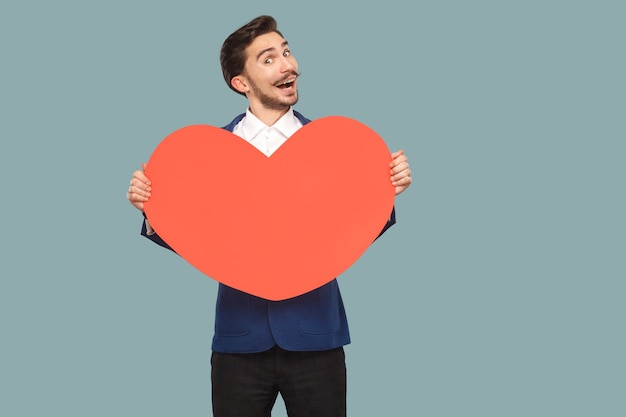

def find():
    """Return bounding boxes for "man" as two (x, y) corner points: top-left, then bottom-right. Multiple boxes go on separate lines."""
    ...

(127, 15), (411, 417)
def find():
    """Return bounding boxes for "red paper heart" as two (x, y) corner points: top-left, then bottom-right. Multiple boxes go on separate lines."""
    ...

(143, 116), (395, 300)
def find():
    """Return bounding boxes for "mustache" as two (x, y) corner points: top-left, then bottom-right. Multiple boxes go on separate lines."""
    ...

(274, 71), (301, 85)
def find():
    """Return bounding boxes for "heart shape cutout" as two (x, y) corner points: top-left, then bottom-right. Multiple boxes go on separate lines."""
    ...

(144, 116), (395, 300)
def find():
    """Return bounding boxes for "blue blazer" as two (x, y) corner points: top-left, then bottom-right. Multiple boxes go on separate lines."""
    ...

(141, 110), (396, 353)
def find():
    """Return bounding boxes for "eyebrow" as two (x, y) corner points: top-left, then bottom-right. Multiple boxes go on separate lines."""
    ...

(256, 41), (289, 61)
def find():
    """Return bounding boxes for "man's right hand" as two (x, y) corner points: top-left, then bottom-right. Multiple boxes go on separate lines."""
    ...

(127, 162), (152, 212)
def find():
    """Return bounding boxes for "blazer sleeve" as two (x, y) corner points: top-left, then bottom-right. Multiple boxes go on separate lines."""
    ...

(140, 219), (176, 253)
(375, 206), (396, 241)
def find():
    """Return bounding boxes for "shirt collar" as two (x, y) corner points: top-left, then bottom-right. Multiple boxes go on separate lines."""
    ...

(240, 107), (302, 141)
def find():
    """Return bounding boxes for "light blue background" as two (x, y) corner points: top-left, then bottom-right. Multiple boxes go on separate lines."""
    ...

(1, 1), (624, 416)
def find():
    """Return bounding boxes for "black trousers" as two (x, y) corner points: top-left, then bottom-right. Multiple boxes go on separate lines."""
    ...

(211, 345), (347, 417)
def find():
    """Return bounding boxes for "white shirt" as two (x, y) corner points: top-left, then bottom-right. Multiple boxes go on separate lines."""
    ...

(232, 107), (303, 156)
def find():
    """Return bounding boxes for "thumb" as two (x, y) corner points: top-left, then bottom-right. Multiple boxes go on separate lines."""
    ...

(142, 162), (147, 171)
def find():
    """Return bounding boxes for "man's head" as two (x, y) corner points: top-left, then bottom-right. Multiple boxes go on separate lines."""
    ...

(220, 16), (299, 112)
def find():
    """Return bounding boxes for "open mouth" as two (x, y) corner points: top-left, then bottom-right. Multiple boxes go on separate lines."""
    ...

(276, 78), (296, 89)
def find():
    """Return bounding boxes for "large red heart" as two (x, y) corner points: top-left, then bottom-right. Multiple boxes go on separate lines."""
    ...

(143, 116), (395, 300)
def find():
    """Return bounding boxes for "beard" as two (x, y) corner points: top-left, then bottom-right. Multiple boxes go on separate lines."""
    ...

(248, 78), (299, 111)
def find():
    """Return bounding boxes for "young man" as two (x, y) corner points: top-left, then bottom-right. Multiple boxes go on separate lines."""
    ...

(127, 15), (411, 417)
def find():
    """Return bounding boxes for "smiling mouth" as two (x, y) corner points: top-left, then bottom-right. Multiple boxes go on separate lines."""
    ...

(275, 78), (296, 89)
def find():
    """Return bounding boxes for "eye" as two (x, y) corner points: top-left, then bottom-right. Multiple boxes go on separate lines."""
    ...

(283, 50), (291, 57)
(264, 57), (274, 64)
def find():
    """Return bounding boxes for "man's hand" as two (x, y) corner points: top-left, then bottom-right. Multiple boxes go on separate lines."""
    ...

(390, 150), (412, 196)
(127, 162), (152, 212)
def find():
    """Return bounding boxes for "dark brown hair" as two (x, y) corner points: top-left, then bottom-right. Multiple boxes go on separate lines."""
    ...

(220, 15), (284, 96)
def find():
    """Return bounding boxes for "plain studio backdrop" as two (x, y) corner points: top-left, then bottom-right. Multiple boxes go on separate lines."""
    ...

(1, 1), (624, 416)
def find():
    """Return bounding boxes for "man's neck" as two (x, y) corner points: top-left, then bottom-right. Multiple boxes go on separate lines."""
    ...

(247, 104), (290, 126)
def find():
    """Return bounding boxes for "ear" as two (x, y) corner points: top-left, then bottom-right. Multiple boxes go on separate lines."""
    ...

(231, 76), (249, 94)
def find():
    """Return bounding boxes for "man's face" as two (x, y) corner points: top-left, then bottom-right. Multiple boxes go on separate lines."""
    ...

(237, 31), (300, 111)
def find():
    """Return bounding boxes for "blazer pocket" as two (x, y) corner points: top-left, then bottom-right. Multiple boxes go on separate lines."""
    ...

(299, 315), (341, 335)
(296, 283), (342, 335)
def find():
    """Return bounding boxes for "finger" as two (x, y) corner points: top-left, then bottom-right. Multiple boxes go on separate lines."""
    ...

(390, 161), (410, 176)
(132, 170), (151, 186)
(390, 154), (407, 168)
(391, 167), (411, 183)
(130, 172), (152, 193)
(128, 182), (151, 198)
(127, 188), (150, 203)
(130, 194), (150, 202)
(392, 176), (412, 187)
(393, 174), (412, 184)
(389, 150), (405, 166)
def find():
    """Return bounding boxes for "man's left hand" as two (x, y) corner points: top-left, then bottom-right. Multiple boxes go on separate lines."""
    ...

(390, 150), (412, 196)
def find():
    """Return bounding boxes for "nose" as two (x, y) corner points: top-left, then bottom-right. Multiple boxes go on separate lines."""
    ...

(280, 55), (297, 73)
